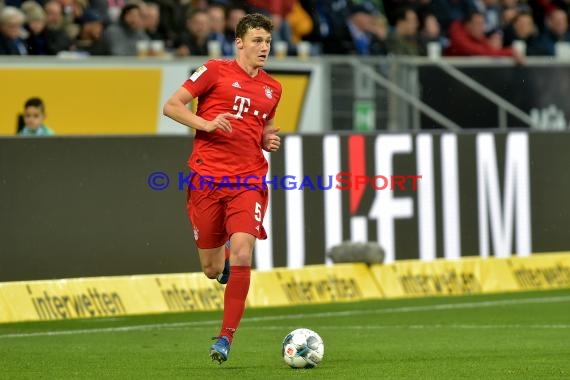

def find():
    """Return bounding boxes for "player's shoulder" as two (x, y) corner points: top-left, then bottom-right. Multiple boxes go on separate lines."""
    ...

(189, 59), (232, 82)
(260, 69), (282, 92)
(204, 59), (234, 69)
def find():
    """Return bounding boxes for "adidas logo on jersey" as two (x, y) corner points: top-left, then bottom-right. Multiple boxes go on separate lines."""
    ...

(232, 81), (241, 88)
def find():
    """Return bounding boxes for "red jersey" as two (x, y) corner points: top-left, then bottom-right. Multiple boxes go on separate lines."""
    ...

(182, 59), (282, 183)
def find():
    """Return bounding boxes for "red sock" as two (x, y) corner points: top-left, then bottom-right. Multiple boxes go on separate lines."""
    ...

(219, 266), (250, 344)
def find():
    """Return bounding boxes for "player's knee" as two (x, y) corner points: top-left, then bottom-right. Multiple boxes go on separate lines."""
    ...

(203, 265), (221, 279)
(229, 245), (254, 265)
(229, 233), (255, 265)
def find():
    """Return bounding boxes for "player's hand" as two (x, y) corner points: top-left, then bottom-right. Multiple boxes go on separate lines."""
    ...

(263, 127), (281, 152)
(203, 113), (236, 133)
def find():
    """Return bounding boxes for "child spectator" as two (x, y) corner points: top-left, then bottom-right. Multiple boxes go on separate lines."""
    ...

(18, 98), (55, 136)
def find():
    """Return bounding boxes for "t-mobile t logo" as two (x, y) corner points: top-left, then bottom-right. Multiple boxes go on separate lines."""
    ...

(233, 96), (251, 119)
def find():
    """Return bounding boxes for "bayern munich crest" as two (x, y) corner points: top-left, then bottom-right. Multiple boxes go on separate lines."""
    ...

(264, 86), (273, 99)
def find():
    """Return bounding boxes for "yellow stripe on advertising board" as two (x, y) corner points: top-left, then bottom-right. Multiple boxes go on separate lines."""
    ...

(0, 68), (161, 135)
(249, 263), (382, 307)
(505, 252), (570, 291)
(0, 264), (381, 323)
(372, 257), (489, 298)
(0, 273), (226, 323)
(2, 255), (569, 324)
(370, 253), (570, 298)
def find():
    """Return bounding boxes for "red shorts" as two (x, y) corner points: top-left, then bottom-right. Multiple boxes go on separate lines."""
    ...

(186, 173), (268, 249)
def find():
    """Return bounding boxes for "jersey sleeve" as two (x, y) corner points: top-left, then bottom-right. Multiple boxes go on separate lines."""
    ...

(182, 60), (219, 98)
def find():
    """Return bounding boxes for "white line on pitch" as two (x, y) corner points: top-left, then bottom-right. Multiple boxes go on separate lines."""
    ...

(0, 295), (569, 339)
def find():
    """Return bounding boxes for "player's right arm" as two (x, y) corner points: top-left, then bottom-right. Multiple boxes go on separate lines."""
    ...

(162, 87), (234, 133)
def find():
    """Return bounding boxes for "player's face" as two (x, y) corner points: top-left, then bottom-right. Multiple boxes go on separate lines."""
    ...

(238, 28), (272, 68)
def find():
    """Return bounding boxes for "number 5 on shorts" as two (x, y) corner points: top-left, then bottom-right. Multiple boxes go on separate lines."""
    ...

(254, 202), (262, 222)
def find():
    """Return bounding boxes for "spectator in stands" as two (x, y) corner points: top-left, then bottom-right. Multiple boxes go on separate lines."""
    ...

(23, 0), (74, 55)
(226, 4), (244, 26)
(382, 0), (416, 25)
(529, 0), (558, 32)
(23, 1), (50, 55)
(427, 0), (472, 33)
(106, 0), (126, 23)
(386, 6), (420, 55)
(500, 2), (520, 27)
(207, 2), (233, 56)
(51, 0), (81, 40)
(503, 11), (549, 55)
(103, 3), (149, 55)
(43, 0), (74, 52)
(418, 12), (447, 55)
(86, 0), (112, 25)
(301, 0), (351, 53)
(44, 1), (62, 30)
(18, 97), (55, 136)
(445, 11), (523, 62)
(321, 3), (385, 55)
(538, 8), (570, 55)
(0, 6), (28, 55)
(174, 8), (209, 56)
(370, 12), (389, 48)
(225, 5), (246, 40)
(287, 0), (314, 45)
(75, 9), (109, 55)
(245, 0), (295, 36)
(153, 0), (189, 43)
(473, 0), (503, 33)
(246, 0), (298, 54)
(141, 1), (168, 43)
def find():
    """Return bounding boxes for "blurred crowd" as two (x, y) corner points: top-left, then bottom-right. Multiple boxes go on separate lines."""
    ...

(0, 0), (570, 59)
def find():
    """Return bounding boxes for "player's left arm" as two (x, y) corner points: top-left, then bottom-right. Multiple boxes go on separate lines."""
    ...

(262, 119), (281, 152)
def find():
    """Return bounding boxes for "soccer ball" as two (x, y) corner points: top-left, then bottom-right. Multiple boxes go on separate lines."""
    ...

(282, 328), (325, 368)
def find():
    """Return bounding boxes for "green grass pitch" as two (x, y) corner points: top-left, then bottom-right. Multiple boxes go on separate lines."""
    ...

(1, 289), (569, 379)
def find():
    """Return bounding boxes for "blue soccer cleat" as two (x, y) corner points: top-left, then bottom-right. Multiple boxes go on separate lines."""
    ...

(216, 241), (231, 284)
(210, 336), (231, 363)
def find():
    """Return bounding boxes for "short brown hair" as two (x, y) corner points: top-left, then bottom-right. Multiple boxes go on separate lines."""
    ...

(235, 13), (273, 39)
(25, 97), (45, 113)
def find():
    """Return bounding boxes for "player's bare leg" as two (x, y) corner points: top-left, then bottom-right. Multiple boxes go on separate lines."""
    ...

(197, 245), (225, 280)
(210, 232), (255, 363)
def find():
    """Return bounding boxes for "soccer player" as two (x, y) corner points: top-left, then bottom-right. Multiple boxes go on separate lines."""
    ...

(162, 13), (282, 363)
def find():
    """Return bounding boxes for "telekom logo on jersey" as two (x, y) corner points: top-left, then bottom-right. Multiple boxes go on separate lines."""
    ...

(233, 96), (269, 120)
(233, 96), (250, 119)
